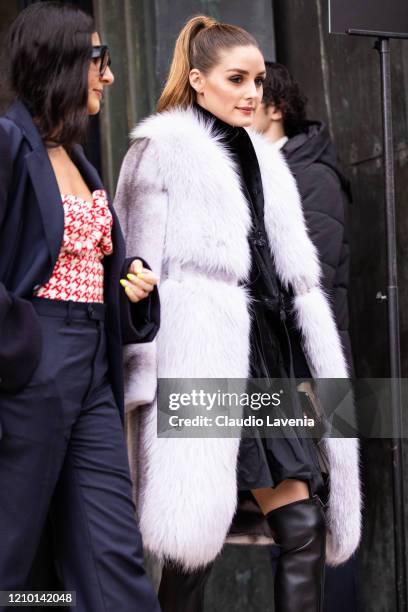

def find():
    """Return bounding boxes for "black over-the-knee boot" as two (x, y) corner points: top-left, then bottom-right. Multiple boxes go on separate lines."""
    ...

(266, 496), (326, 612)
(158, 562), (214, 612)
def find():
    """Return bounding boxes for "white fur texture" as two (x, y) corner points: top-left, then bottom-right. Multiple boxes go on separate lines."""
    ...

(322, 437), (362, 565)
(114, 107), (361, 569)
(135, 275), (250, 569)
(123, 342), (157, 411)
(249, 130), (321, 291)
(292, 288), (349, 378)
(292, 288), (361, 565)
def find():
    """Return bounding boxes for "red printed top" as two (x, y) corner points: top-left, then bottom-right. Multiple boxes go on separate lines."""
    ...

(35, 190), (113, 303)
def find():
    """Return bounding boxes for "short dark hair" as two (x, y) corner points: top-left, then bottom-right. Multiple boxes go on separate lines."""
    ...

(262, 62), (307, 137)
(6, 1), (94, 148)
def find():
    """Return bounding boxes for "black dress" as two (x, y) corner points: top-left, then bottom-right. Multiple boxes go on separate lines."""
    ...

(195, 104), (325, 500)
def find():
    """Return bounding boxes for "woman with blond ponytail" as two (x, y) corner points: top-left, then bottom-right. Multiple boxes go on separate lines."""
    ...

(115, 14), (361, 612)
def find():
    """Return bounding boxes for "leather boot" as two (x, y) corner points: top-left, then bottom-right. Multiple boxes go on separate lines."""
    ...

(158, 562), (214, 612)
(266, 496), (326, 612)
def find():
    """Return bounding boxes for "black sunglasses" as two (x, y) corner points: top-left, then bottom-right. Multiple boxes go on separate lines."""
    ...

(91, 45), (111, 77)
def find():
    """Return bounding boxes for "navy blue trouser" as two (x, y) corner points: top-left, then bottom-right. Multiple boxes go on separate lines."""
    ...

(0, 299), (160, 612)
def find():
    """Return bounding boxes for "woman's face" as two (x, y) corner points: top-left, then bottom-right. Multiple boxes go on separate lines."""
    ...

(190, 45), (266, 127)
(87, 32), (114, 115)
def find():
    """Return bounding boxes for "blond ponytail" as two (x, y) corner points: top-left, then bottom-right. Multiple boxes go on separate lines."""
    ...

(157, 15), (259, 113)
(157, 15), (217, 112)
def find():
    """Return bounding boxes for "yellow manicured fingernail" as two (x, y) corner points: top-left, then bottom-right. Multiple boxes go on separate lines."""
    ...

(127, 274), (136, 281)
(120, 279), (127, 287)
(137, 272), (145, 279)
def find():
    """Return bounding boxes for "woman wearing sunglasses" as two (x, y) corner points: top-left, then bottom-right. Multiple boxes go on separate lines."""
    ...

(0, 3), (160, 610)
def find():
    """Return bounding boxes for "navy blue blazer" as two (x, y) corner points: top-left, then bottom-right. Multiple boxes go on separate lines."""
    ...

(0, 101), (159, 416)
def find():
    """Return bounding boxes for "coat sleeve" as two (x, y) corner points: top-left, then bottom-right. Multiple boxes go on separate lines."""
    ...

(0, 121), (43, 393)
(296, 164), (354, 372)
(119, 255), (160, 344)
(114, 138), (168, 411)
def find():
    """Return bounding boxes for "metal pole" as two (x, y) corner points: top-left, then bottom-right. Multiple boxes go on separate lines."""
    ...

(376, 36), (407, 612)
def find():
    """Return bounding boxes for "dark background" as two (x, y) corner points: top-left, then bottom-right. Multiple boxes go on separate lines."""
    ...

(329, 0), (408, 36)
(1, 1), (408, 610)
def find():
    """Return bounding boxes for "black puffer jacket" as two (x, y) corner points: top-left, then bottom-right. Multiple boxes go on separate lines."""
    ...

(282, 121), (354, 371)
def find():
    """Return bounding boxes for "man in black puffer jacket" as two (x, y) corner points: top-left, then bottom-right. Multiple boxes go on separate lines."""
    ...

(253, 62), (358, 612)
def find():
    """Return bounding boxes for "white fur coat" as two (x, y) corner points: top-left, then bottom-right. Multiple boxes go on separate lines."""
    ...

(114, 107), (361, 570)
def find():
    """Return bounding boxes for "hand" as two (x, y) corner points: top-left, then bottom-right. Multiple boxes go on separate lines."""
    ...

(120, 259), (159, 303)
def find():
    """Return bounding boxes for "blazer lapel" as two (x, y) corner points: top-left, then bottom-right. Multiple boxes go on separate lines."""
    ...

(7, 101), (64, 265)
(26, 149), (65, 267)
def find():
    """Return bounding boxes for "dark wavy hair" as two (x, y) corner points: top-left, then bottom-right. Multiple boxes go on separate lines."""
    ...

(262, 62), (308, 137)
(6, 1), (94, 148)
